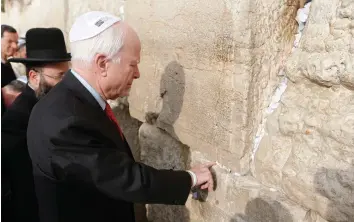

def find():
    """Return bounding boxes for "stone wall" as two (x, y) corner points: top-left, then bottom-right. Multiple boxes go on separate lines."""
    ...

(2, 0), (353, 221)
(259, 0), (354, 221)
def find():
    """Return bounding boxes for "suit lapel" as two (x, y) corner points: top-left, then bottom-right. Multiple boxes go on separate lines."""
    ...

(62, 71), (102, 109)
(62, 71), (134, 159)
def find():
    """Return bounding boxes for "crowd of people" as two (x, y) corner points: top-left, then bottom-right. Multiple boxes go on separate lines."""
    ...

(1, 11), (216, 222)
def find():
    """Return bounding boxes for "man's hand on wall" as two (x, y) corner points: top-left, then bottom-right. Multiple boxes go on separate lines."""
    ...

(189, 162), (216, 192)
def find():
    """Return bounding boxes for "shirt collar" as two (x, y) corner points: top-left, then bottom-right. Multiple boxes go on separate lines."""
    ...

(70, 69), (106, 110)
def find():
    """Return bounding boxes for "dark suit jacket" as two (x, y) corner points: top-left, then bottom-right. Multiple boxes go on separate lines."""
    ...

(1, 62), (17, 116)
(27, 71), (192, 222)
(1, 62), (17, 88)
(2, 85), (39, 222)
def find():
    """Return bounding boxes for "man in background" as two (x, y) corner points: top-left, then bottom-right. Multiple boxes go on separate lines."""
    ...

(1, 24), (18, 84)
(1, 24), (18, 115)
(10, 37), (27, 77)
(2, 27), (71, 222)
(1, 76), (27, 107)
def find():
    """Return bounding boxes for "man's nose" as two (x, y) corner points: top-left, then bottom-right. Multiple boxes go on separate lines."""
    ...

(134, 67), (140, 79)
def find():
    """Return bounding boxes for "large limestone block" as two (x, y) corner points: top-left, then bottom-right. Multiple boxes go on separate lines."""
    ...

(126, 0), (299, 173)
(1, 0), (66, 36)
(185, 152), (329, 222)
(139, 129), (329, 222)
(125, 0), (252, 172)
(1, 0), (125, 48)
(256, 0), (354, 221)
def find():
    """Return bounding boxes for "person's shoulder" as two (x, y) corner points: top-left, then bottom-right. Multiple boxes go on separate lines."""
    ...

(2, 100), (28, 132)
(4, 91), (30, 113)
(32, 84), (75, 117)
(11, 88), (34, 105)
(31, 81), (93, 122)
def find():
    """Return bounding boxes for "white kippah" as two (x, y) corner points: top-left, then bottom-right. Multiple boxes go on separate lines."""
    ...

(69, 11), (121, 43)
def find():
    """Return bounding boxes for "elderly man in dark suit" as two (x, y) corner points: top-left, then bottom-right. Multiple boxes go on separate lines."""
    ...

(2, 28), (70, 222)
(27, 11), (215, 222)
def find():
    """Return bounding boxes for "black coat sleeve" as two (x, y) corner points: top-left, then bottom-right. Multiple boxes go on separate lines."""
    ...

(47, 115), (192, 205)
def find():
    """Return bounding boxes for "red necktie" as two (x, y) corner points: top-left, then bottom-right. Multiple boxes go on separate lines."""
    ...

(105, 102), (124, 140)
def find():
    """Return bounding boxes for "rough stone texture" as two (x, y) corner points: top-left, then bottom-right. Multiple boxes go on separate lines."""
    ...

(110, 97), (142, 160)
(139, 123), (191, 222)
(1, 0), (125, 46)
(126, 0), (305, 221)
(125, 0), (298, 175)
(2, 0), (354, 221)
(256, 0), (354, 222)
(1, 0), (66, 37)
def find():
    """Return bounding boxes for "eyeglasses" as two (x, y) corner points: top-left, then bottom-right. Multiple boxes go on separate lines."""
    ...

(32, 68), (65, 80)
(41, 73), (64, 80)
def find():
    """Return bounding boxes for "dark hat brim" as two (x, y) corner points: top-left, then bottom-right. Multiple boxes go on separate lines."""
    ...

(8, 53), (71, 64)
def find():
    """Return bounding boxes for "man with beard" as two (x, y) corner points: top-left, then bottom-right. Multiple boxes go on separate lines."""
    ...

(1, 27), (70, 222)
(1, 25), (18, 85)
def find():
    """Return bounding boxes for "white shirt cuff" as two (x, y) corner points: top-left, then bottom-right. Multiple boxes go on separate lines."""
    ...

(186, 170), (197, 187)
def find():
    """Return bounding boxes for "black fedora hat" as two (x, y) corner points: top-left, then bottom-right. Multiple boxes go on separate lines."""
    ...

(8, 27), (71, 64)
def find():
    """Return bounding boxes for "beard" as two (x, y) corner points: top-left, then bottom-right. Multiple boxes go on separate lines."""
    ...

(35, 78), (53, 100)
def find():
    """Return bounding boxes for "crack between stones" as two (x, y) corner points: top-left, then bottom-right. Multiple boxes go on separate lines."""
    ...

(250, 1), (313, 176)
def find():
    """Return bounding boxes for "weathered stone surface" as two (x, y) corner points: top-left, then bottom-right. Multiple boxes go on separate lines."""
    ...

(110, 98), (142, 160)
(256, 0), (354, 221)
(139, 123), (190, 171)
(1, 0), (66, 36)
(2, 0), (353, 221)
(139, 123), (190, 221)
(1, 0), (124, 46)
(186, 151), (330, 222)
(126, 0), (298, 175)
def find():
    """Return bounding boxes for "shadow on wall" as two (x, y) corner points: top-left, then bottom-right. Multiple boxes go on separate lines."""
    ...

(230, 198), (293, 222)
(314, 166), (354, 222)
(155, 61), (186, 139)
(144, 61), (191, 222)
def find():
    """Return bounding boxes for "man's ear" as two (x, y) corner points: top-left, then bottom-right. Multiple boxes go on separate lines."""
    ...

(28, 69), (40, 88)
(94, 54), (108, 77)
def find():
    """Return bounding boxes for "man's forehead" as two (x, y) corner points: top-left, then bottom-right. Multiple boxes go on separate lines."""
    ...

(120, 45), (140, 62)
(123, 54), (140, 63)
(3, 31), (18, 39)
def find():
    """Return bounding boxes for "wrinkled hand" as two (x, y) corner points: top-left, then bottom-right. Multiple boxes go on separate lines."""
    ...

(190, 162), (216, 192)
